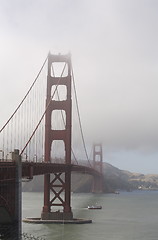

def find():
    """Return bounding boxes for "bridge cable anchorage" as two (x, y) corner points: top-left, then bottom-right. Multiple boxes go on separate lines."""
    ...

(20, 62), (67, 156)
(0, 54), (48, 133)
(51, 64), (78, 165)
(71, 65), (92, 167)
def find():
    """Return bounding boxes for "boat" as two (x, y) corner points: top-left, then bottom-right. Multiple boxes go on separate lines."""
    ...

(87, 205), (102, 209)
(114, 191), (120, 194)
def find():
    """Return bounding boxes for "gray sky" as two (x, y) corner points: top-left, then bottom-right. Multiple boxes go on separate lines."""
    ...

(0, 0), (158, 173)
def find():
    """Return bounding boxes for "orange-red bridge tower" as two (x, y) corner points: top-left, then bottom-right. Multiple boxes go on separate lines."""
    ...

(42, 53), (73, 220)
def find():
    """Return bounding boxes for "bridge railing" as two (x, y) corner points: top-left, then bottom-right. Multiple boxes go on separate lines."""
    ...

(0, 152), (93, 169)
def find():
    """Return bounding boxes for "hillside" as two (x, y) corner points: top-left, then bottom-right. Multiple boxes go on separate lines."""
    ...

(22, 162), (158, 193)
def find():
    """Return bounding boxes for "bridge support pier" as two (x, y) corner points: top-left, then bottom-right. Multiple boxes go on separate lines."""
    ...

(41, 169), (73, 221)
(41, 210), (73, 221)
(0, 149), (22, 239)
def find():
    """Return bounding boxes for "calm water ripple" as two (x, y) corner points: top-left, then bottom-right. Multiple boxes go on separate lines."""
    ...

(22, 191), (158, 240)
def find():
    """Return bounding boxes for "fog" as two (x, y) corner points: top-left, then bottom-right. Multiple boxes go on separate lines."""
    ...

(0, 0), (158, 173)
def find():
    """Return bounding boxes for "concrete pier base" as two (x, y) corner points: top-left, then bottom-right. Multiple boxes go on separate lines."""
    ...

(41, 211), (73, 220)
(23, 217), (92, 224)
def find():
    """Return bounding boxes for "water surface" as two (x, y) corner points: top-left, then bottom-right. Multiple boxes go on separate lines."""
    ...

(22, 191), (158, 240)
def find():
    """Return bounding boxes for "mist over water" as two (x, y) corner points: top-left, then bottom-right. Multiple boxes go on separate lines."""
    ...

(1, 0), (158, 173)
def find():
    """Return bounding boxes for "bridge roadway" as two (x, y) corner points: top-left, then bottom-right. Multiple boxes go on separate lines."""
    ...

(0, 161), (101, 181)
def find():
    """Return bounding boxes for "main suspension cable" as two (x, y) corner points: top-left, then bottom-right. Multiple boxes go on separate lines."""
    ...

(71, 65), (92, 167)
(0, 54), (48, 133)
(20, 63), (67, 156)
(56, 89), (78, 164)
(51, 64), (78, 165)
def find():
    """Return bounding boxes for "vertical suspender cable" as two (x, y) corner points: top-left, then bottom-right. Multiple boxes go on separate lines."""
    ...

(0, 55), (48, 133)
(20, 63), (67, 155)
(71, 66), (92, 167)
(51, 64), (78, 165)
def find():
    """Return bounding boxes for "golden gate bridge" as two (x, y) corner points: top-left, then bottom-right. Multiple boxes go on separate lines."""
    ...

(0, 53), (104, 239)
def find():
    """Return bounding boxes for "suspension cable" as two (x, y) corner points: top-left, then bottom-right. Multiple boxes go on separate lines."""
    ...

(20, 63), (67, 155)
(51, 65), (78, 165)
(56, 89), (78, 164)
(0, 54), (48, 133)
(71, 65), (92, 167)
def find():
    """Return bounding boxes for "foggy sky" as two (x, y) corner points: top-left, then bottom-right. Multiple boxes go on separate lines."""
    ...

(0, 0), (158, 173)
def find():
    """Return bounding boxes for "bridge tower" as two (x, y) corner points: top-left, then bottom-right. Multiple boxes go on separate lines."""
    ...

(92, 143), (104, 193)
(41, 53), (73, 220)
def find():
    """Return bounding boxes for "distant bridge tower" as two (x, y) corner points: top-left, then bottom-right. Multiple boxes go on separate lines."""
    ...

(41, 53), (73, 220)
(92, 143), (104, 193)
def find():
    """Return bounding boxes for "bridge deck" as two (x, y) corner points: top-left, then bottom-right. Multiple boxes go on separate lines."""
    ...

(0, 161), (101, 181)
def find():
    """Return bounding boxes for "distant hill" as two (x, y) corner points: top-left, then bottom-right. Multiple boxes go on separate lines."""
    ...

(22, 162), (158, 193)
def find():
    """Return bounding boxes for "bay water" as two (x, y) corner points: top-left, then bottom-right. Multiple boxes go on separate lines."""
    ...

(22, 191), (158, 240)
